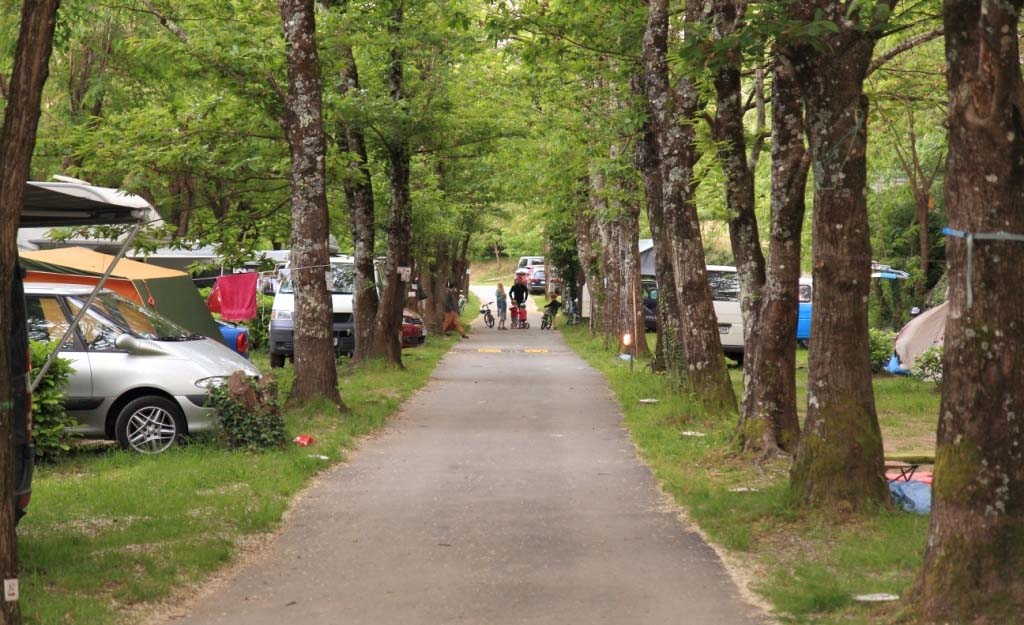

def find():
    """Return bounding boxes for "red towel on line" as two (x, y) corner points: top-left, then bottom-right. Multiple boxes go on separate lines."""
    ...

(211, 273), (258, 321)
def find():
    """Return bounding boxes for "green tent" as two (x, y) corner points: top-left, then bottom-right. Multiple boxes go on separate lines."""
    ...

(21, 247), (225, 345)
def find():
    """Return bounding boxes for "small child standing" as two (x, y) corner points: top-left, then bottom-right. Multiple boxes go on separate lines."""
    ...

(495, 283), (508, 330)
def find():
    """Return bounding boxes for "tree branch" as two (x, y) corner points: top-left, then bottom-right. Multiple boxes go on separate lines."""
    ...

(866, 27), (943, 77)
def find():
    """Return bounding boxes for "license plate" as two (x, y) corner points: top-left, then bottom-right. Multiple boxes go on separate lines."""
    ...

(719, 324), (730, 334)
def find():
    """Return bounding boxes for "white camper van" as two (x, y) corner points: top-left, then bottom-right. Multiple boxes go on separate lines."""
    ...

(269, 256), (355, 368)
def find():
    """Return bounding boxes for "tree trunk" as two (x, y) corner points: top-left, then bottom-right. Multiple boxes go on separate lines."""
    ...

(738, 50), (807, 454)
(337, 38), (378, 363)
(635, 107), (683, 372)
(576, 188), (603, 335)
(912, 2), (1024, 621)
(279, 0), (342, 407)
(370, 3), (411, 366)
(788, 4), (888, 508)
(710, 0), (768, 432)
(642, 0), (736, 413)
(0, 2), (61, 624)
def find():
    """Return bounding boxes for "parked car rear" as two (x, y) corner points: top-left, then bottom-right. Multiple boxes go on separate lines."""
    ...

(25, 284), (260, 453)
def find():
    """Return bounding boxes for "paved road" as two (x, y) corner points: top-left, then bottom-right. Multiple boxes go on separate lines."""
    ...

(172, 286), (760, 625)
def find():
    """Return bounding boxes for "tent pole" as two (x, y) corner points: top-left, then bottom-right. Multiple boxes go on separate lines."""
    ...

(30, 222), (143, 392)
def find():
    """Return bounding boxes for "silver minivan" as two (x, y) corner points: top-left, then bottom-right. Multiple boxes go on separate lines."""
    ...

(25, 284), (260, 453)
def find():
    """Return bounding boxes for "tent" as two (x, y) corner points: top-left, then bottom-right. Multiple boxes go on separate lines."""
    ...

(894, 301), (947, 370)
(20, 247), (224, 344)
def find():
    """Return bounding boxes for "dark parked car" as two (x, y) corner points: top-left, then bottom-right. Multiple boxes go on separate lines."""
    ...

(642, 279), (658, 331)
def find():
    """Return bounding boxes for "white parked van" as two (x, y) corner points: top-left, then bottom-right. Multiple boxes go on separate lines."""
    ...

(580, 264), (746, 363)
(269, 256), (355, 368)
(706, 266), (744, 363)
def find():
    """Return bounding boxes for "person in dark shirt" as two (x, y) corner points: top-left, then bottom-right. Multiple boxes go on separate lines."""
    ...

(543, 293), (560, 329)
(508, 277), (529, 328)
(442, 285), (468, 338)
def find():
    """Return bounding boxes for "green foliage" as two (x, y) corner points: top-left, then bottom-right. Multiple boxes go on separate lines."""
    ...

(208, 378), (285, 451)
(913, 346), (943, 388)
(868, 328), (895, 373)
(28, 341), (77, 462)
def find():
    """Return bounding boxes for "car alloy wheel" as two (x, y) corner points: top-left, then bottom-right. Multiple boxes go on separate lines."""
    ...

(115, 396), (185, 454)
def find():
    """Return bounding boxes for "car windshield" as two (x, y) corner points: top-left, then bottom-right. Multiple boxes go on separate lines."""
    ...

(279, 262), (355, 294)
(707, 271), (741, 302)
(66, 293), (199, 342)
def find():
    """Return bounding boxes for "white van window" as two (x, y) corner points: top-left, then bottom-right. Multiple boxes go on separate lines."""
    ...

(707, 271), (741, 302)
(280, 263), (355, 295)
(799, 284), (813, 303)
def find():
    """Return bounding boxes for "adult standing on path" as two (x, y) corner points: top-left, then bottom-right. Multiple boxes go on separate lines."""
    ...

(169, 294), (760, 625)
(508, 275), (529, 328)
(442, 284), (468, 338)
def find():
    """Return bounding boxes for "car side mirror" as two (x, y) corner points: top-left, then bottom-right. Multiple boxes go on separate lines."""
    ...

(114, 333), (166, 355)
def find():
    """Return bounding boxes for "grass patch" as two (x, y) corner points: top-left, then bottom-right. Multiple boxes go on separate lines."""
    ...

(18, 297), (478, 625)
(469, 258), (518, 284)
(566, 326), (932, 624)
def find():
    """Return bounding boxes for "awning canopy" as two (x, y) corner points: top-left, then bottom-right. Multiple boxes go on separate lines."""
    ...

(18, 181), (150, 227)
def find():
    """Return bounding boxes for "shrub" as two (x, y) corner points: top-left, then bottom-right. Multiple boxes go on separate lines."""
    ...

(245, 293), (274, 350)
(868, 328), (895, 373)
(914, 346), (944, 389)
(209, 372), (285, 450)
(28, 341), (77, 461)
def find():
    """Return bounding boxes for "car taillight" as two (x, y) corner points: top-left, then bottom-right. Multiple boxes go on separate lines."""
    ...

(17, 494), (30, 510)
(236, 332), (249, 354)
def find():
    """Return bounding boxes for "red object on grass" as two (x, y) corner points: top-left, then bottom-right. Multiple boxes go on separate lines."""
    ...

(293, 435), (315, 447)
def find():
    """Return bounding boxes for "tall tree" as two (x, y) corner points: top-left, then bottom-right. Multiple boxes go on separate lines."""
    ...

(370, 0), (413, 366)
(738, 49), (807, 454)
(278, 0), (342, 406)
(642, 0), (736, 412)
(635, 95), (683, 372)
(911, 0), (1024, 620)
(334, 21), (379, 363)
(787, 1), (891, 508)
(707, 0), (769, 432)
(0, 2), (62, 623)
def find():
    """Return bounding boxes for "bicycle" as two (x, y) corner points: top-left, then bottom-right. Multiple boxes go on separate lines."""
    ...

(541, 310), (553, 330)
(563, 299), (582, 326)
(479, 301), (495, 328)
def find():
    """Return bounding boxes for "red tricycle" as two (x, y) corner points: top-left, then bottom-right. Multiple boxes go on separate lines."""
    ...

(511, 304), (529, 329)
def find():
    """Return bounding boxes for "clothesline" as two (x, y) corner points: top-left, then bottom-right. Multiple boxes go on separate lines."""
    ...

(190, 263), (334, 285)
(942, 227), (1024, 307)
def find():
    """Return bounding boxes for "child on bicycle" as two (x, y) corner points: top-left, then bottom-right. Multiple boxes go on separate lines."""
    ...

(495, 283), (508, 330)
(543, 292), (561, 330)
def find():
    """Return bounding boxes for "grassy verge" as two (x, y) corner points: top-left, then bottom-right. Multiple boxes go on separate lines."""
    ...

(469, 258), (516, 284)
(565, 326), (935, 625)
(18, 297), (479, 625)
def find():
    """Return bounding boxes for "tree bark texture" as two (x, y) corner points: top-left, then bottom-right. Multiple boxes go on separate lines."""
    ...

(279, 0), (342, 407)
(738, 50), (807, 454)
(642, 0), (736, 412)
(788, 3), (888, 508)
(912, 1), (1024, 621)
(0, 2), (61, 623)
(371, 3), (412, 366)
(337, 40), (379, 363)
(576, 187), (604, 335)
(710, 0), (769, 434)
(635, 103), (683, 373)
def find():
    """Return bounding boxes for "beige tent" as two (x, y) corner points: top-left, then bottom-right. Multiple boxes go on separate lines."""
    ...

(895, 302), (948, 369)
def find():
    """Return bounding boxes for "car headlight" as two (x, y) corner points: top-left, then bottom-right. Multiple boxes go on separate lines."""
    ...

(195, 376), (228, 389)
(271, 309), (292, 321)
